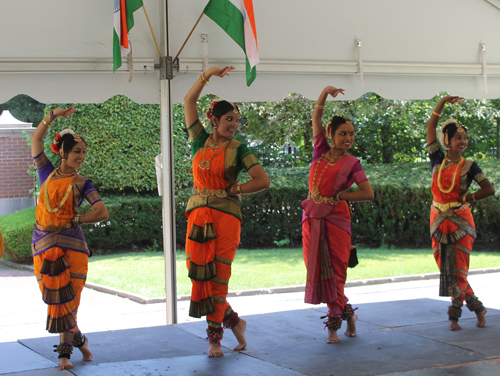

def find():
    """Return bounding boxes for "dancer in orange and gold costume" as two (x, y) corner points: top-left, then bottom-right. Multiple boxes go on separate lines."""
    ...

(31, 108), (109, 370)
(184, 66), (270, 357)
(427, 95), (495, 331)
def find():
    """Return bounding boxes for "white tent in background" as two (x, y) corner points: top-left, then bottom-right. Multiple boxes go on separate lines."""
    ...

(1, 0), (500, 324)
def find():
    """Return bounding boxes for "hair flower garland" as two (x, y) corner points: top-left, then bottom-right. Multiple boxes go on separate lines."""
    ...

(206, 100), (220, 120)
(51, 129), (76, 153)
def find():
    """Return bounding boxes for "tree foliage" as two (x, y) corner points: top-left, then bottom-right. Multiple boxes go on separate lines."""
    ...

(43, 96), (192, 193)
(236, 93), (500, 166)
(0, 94), (45, 125)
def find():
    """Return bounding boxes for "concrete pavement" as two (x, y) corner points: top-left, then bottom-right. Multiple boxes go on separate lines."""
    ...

(0, 262), (499, 375)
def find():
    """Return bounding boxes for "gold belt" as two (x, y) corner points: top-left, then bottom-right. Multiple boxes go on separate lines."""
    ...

(433, 201), (462, 212)
(193, 187), (229, 198)
(35, 221), (73, 233)
(308, 192), (340, 205)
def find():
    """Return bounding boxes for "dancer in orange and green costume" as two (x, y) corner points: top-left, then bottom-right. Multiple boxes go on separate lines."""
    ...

(302, 86), (374, 344)
(31, 108), (109, 370)
(184, 66), (270, 357)
(427, 95), (495, 331)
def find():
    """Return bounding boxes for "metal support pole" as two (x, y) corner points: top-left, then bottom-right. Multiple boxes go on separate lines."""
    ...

(160, 0), (177, 325)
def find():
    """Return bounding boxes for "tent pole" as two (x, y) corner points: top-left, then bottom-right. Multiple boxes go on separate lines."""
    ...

(160, 0), (177, 325)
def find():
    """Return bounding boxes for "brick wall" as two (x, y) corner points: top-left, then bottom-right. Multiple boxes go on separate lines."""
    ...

(0, 136), (35, 199)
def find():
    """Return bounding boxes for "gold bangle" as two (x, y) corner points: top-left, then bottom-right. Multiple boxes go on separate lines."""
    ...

(432, 110), (442, 117)
(462, 194), (466, 204)
(199, 73), (209, 86)
(237, 185), (242, 195)
(472, 192), (476, 202)
(42, 119), (50, 128)
(336, 191), (342, 201)
(316, 103), (325, 109)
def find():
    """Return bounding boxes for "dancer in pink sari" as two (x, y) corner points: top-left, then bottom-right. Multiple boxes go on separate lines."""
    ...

(302, 86), (374, 344)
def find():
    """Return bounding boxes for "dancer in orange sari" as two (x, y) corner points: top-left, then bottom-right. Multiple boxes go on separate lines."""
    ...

(184, 66), (270, 357)
(31, 108), (109, 370)
(427, 95), (494, 331)
(303, 86), (374, 344)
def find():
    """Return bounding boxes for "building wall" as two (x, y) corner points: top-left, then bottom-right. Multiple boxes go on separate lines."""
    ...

(0, 132), (35, 215)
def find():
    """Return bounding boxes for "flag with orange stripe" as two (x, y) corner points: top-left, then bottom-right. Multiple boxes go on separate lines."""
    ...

(204, 0), (259, 86)
(113, 0), (143, 72)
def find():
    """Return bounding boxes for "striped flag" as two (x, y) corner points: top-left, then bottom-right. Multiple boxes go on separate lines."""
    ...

(204, 0), (259, 86)
(113, 0), (143, 72)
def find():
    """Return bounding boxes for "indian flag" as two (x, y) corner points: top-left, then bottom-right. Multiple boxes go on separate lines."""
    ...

(204, 0), (259, 86)
(113, 0), (143, 72)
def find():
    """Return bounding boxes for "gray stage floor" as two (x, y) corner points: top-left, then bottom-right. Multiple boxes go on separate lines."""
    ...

(1, 264), (499, 376)
(1, 299), (499, 376)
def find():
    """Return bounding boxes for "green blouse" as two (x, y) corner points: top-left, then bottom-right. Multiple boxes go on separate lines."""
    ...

(185, 119), (260, 220)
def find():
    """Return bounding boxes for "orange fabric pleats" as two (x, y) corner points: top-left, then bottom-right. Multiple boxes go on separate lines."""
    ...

(186, 207), (241, 324)
(431, 205), (475, 305)
(34, 248), (88, 334)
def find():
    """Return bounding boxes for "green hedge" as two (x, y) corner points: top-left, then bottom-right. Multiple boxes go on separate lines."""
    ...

(2, 159), (498, 261)
(2, 186), (498, 263)
(0, 207), (36, 263)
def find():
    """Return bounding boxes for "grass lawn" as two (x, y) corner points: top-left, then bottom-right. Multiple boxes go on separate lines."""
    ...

(87, 247), (500, 298)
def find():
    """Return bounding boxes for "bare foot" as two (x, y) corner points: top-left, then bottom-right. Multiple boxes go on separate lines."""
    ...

(344, 313), (358, 337)
(59, 357), (73, 370)
(77, 336), (93, 361)
(208, 340), (224, 357)
(476, 308), (487, 328)
(231, 318), (247, 351)
(449, 320), (461, 331)
(327, 329), (341, 344)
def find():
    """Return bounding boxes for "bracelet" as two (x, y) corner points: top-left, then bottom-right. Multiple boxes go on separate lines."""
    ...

(42, 119), (50, 128)
(462, 194), (466, 204)
(472, 192), (476, 202)
(50, 110), (57, 120)
(315, 103), (325, 109)
(336, 191), (343, 202)
(432, 110), (442, 117)
(199, 73), (209, 86)
(237, 185), (242, 195)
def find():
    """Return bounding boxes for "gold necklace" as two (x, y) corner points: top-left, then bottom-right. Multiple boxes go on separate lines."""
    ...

(310, 150), (347, 197)
(56, 168), (78, 178)
(43, 169), (78, 213)
(206, 135), (231, 151)
(437, 155), (464, 194)
(198, 135), (231, 170)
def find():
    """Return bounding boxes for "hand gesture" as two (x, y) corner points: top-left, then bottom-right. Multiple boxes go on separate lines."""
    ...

(207, 66), (235, 79)
(230, 179), (242, 200)
(53, 107), (77, 119)
(324, 86), (345, 98)
(442, 96), (464, 105)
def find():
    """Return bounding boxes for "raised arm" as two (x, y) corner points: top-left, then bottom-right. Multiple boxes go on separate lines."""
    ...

(31, 108), (76, 157)
(426, 96), (463, 145)
(312, 86), (345, 138)
(184, 66), (235, 127)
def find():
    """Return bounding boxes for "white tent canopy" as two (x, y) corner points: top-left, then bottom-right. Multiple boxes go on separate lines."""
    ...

(2, 0), (500, 324)
(2, 0), (500, 104)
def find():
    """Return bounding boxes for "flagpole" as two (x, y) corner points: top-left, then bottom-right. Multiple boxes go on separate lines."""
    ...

(173, 11), (204, 63)
(142, 5), (161, 58)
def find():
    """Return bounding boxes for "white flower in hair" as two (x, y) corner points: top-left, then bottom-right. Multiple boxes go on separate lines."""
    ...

(59, 129), (75, 137)
(438, 119), (459, 150)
